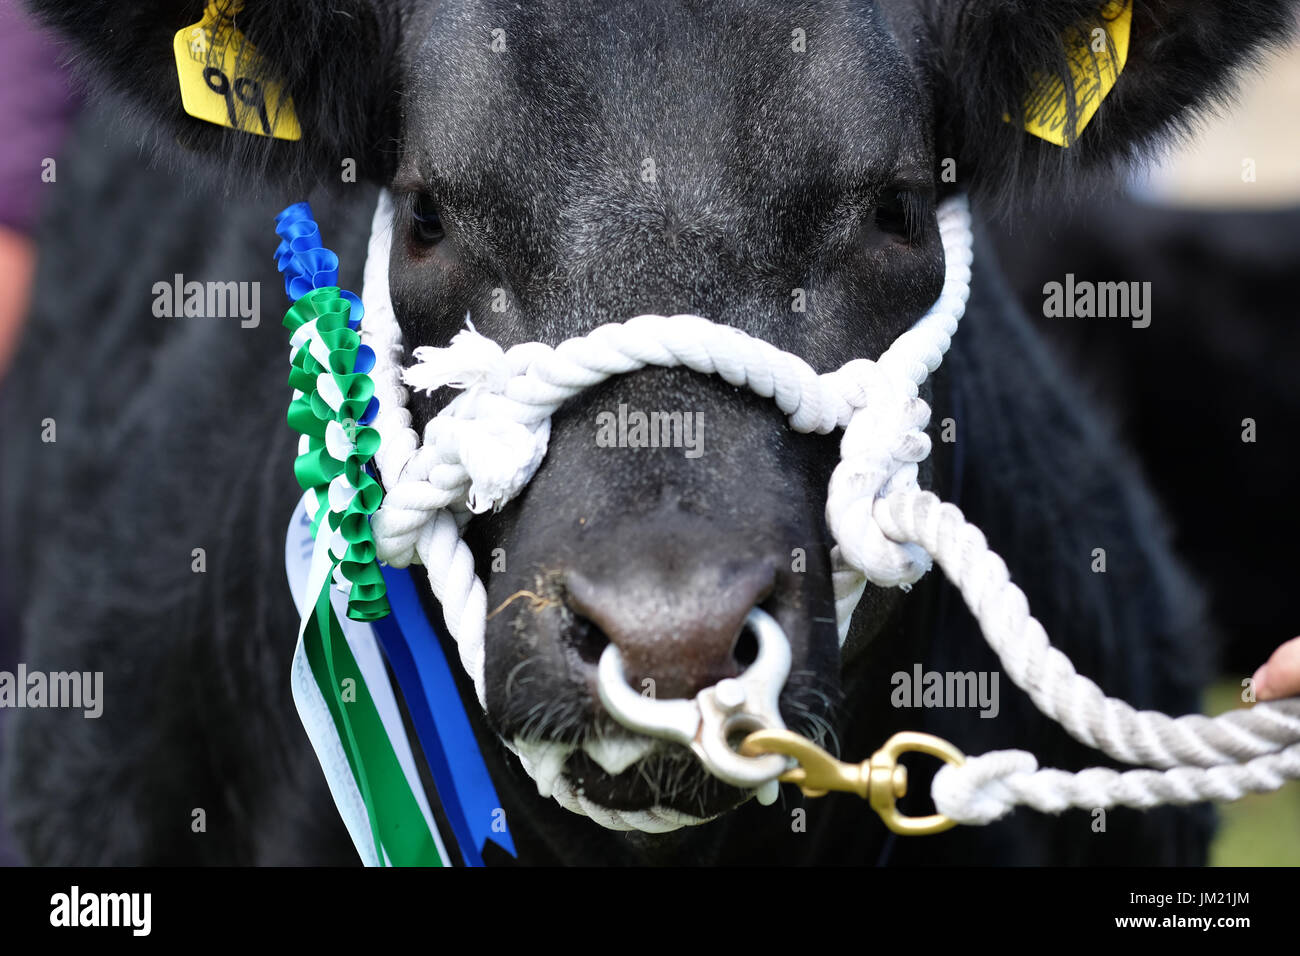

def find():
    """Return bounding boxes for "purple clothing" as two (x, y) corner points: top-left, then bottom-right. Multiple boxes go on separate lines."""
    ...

(0, 0), (82, 868)
(0, 0), (82, 234)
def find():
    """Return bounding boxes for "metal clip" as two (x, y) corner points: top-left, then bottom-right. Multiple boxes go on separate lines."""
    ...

(596, 607), (792, 789)
(741, 728), (966, 835)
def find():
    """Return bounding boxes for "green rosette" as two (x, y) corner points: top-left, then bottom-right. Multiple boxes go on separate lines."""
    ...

(284, 286), (390, 621)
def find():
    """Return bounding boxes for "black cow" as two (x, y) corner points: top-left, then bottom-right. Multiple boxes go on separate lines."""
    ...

(2, 0), (1293, 865)
(991, 199), (1300, 677)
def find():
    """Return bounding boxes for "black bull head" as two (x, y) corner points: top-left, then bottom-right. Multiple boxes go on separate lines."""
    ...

(16, 0), (1294, 862)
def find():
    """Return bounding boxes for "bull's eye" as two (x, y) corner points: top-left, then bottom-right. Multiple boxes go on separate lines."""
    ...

(873, 189), (910, 242)
(873, 188), (927, 245)
(411, 194), (445, 245)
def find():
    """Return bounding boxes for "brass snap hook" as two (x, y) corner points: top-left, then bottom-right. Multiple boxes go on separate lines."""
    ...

(740, 729), (966, 835)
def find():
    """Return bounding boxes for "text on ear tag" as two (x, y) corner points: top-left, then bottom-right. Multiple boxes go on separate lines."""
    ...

(172, 1), (302, 141)
(1021, 0), (1132, 147)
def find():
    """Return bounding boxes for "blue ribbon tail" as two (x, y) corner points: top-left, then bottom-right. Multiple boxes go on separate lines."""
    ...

(372, 564), (517, 863)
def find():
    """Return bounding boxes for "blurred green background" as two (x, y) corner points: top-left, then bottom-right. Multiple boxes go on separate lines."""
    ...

(1207, 680), (1300, 865)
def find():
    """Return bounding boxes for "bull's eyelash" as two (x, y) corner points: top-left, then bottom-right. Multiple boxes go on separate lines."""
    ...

(873, 187), (934, 244)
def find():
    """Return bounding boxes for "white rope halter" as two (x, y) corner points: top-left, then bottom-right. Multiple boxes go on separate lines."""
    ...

(358, 191), (1300, 834)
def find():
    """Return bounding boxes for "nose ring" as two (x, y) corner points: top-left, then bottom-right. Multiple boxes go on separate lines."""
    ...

(596, 607), (793, 788)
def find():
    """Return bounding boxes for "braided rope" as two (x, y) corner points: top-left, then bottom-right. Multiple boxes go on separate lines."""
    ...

(878, 491), (1300, 769)
(358, 190), (1300, 832)
(879, 489), (1300, 823)
(933, 744), (1300, 823)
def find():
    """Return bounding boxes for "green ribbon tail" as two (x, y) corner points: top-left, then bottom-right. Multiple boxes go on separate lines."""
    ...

(303, 584), (443, 867)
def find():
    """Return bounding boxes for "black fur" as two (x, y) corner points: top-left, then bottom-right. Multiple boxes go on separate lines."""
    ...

(29, 0), (1296, 205)
(991, 199), (1300, 676)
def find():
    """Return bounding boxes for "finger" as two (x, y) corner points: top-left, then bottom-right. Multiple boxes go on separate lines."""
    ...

(1253, 635), (1300, 702)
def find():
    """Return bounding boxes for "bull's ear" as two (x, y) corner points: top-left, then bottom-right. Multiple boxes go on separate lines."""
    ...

(28, 0), (404, 189)
(913, 0), (1296, 209)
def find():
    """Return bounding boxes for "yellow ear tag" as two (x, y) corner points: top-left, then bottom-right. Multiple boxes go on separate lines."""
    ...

(172, 1), (301, 141)
(1016, 0), (1132, 147)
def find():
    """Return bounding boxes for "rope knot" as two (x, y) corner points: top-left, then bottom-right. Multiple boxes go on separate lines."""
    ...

(933, 750), (1039, 825)
(404, 316), (513, 396)
(822, 360), (935, 588)
(430, 416), (550, 515)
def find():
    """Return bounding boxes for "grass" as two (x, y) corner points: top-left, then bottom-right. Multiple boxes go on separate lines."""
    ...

(1205, 679), (1300, 866)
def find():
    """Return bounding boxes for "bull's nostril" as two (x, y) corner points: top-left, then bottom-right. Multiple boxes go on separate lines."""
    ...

(569, 613), (611, 666)
(564, 564), (778, 698)
(731, 625), (759, 668)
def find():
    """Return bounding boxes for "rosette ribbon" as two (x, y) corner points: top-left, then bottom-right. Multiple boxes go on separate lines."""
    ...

(278, 203), (441, 866)
(277, 202), (514, 867)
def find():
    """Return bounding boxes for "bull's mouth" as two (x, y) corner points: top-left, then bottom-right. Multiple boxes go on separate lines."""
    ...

(515, 732), (763, 821)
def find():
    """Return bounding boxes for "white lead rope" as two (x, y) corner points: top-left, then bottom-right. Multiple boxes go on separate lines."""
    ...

(357, 190), (1300, 831)
(880, 488), (1300, 823)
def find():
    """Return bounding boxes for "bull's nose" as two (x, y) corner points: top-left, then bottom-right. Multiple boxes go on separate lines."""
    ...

(564, 560), (776, 700)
